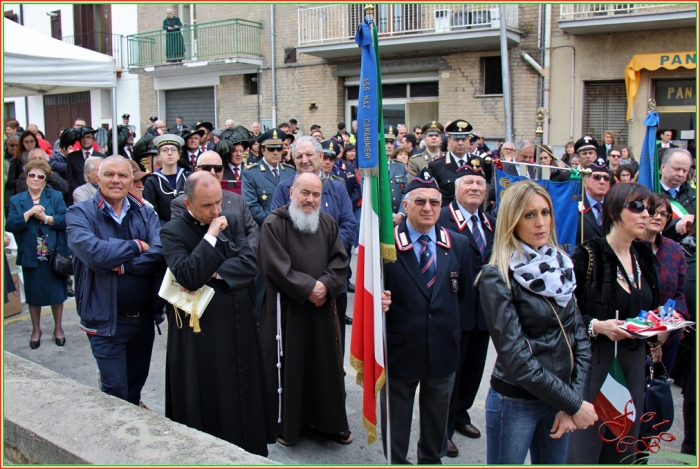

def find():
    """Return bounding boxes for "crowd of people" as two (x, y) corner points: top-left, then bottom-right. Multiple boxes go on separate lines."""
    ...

(2, 114), (696, 463)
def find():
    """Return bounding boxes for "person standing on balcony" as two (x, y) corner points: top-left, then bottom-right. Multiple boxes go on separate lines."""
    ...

(163, 9), (185, 63)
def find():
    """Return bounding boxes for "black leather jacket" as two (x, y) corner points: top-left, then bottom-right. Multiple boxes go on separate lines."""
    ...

(479, 264), (591, 416)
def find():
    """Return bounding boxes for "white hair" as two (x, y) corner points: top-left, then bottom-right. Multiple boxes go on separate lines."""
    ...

(83, 156), (104, 179)
(289, 198), (321, 233)
(29, 148), (49, 161)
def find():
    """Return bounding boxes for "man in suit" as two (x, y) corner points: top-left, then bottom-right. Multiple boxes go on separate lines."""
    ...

(576, 157), (612, 245)
(65, 126), (107, 200)
(439, 163), (495, 457)
(501, 140), (539, 179)
(219, 138), (248, 195)
(657, 129), (679, 150)
(429, 119), (482, 207)
(381, 168), (472, 464)
(241, 128), (296, 227)
(180, 128), (205, 172)
(174, 116), (187, 132)
(170, 151), (259, 252)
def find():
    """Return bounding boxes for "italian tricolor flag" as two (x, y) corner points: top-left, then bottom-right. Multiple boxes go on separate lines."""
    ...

(670, 198), (689, 220)
(592, 357), (637, 438)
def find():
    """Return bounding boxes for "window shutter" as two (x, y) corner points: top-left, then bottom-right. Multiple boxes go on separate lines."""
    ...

(582, 81), (628, 147)
(50, 11), (62, 40)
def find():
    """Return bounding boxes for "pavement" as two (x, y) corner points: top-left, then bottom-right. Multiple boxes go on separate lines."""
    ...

(2, 256), (689, 465)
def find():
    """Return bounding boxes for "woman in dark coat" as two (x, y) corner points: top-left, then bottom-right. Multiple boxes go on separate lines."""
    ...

(163, 8), (185, 62)
(566, 183), (659, 464)
(6, 159), (69, 349)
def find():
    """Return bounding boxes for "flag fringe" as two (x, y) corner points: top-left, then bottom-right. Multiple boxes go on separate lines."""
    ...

(359, 167), (379, 178)
(350, 354), (364, 385)
(375, 368), (386, 398)
(362, 415), (378, 445)
(380, 243), (396, 262)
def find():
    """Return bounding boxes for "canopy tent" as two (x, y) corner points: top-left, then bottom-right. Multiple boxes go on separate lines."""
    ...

(3, 18), (119, 154)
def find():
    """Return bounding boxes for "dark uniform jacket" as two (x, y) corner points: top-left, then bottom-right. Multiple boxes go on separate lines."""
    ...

(142, 168), (191, 225)
(382, 220), (472, 380)
(660, 182), (696, 257)
(439, 201), (495, 331)
(65, 149), (107, 195)
(333, 160), (361, 207)
(429, 152), (490, 207)
(241, 161), (296, 226)
(388, 159), (407, 214)
(575, 194), (605, 246)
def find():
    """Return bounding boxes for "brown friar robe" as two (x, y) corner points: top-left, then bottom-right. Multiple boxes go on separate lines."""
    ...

(258, 204), (350, 442)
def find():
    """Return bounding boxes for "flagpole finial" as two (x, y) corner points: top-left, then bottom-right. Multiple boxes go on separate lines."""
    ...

(647, 99), (656, 113)
(535, 107), (547, 139)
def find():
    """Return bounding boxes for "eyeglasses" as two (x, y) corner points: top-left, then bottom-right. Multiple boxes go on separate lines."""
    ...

(591, 174), (611, 182)
(653, 210), (672, 221)
(24, 139), (36, 144)
(265, 146), (283, 153)
(217, 232), (241, 252)
(502, 147), (516, 152)
(624, 200), (654, 215)
(160, 148), (178, 154)
(27, 172), (46, 180)
(407, 197), (441, 207)
(198, 164), (224, 173)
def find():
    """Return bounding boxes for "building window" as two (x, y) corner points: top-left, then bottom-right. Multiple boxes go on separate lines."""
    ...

(50, 11), (62, 40)
(244, 74), (258, 95)
(482, 56), (503, 95)
(582, 81), (628, 147)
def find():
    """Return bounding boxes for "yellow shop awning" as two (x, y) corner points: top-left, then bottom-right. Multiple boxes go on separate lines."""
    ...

(625, 51), (696, 120)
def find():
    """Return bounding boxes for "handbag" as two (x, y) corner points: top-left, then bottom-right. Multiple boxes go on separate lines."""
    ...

(51, 248), (73, 277)
(641, 357), (674, 436)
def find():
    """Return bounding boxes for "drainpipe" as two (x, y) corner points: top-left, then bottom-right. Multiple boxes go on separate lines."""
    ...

(270, 5), (277, 128)
(543, 5), (552, 144)
(20, 4), (29, 125)
(499, 5), (512, 143)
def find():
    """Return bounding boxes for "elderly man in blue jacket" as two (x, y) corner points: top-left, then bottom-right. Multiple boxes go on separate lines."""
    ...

(67, 155), (166, 407)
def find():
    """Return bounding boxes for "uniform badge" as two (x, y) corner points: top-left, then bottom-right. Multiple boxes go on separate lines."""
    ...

(260, 164), (266, 172)
(262, 192), (268, 201)
(471, 158), (480, 167)
(450, 272), (459, 292)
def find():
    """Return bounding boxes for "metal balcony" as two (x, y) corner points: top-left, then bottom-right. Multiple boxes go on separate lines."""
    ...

(559, 3), (696, 34)
(297, 4), (520, 59)
(63, 31), (124, 69)
(126, 18), (263, 69)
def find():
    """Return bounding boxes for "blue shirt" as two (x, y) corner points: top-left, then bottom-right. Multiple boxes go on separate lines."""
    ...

(406, 221), (437, 267)
(103, 196), (131, 225)
(457, 202), (485, 243)
(585, 192), (604, 219)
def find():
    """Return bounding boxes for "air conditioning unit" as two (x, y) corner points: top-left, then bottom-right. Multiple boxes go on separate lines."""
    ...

(490, 7), (500, 29)
(434, 9), (451, 33)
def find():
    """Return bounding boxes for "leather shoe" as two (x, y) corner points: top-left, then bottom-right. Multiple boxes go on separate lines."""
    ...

(446, 439), (459, 457)
(67, 287), (75, 297)
(345, 315), (353, 325)
(455, 423), (481, 439)
(54, 336), (66, 346)
(328, 430), (353, 444)
(30, 333), (42, 349)
(347, 283), (355, 293)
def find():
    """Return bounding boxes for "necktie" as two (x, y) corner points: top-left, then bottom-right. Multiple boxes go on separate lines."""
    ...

(190, 153), (197, 167)
(458, 159), (465, 167)
(669, 188), (677, 199)
(594, 202), (603, 226)
(128, 146), (133, 155)
(470, 215), (486, 259)
(84, 151), (90, 159)
(418, 234), (436, 290)
(234, 166), (240, 180)
(272, 167), (279, 182)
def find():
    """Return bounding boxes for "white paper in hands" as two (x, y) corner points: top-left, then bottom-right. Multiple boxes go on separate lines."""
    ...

(158, 268), (214, 319)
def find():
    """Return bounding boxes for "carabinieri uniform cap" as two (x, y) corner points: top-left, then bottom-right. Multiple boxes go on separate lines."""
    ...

(574, 136), (599, 154)
(445, 119), (473, 138)
(406, 168), (440, 193)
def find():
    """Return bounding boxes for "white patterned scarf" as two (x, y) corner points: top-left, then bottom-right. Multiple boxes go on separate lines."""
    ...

(509, 242), (576, 307)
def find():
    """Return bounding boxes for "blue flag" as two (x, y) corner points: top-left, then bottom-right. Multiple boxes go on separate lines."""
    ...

(494, 169), (582, 254)
(354, 21), (378, 173)
(638, 111), (659, 192)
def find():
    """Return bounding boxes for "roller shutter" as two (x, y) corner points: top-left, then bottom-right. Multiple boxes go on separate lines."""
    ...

(165, 86), (215, 128)
(582, 81), (628, 147)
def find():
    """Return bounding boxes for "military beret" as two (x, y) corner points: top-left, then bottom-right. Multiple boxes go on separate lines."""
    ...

(574, 136), (598, 154)
(406, 168), (440, 193)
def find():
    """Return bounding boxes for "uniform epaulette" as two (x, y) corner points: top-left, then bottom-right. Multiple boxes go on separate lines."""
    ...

(432, 155), (447, 162)
(245, 163), (258, 170)
(281, 163), (295, 170)
(408, 153), (423, 160)
(330, 175), (343, 181)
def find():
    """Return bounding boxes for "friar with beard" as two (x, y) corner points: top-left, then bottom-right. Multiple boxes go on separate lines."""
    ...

(258, 172), (352, 446)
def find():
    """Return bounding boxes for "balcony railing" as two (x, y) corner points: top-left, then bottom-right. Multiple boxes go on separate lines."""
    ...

(560, 3), (696, 20)
(126, 18), (263, 68)
(298, 4), (518, 46)
(63, 32), (123, 69)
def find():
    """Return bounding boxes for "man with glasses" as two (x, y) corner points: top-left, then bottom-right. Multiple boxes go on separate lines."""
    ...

(408, 121), (444, 180)
(170, 151), (259, 252)
(413, 125), (423, 144)
(241, 128), (296, 227)
(160, 170), (272, 457)
(607, 147), (623, 176)
(65, 126), (107, 202)
(143, 134), (190, 225)
(577, 157), (613, 244)
(498, 141), (517, 162)
(381, 168), (472, 464)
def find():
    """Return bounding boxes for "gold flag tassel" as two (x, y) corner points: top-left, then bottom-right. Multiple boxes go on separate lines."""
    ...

(173, 289), (203, 333)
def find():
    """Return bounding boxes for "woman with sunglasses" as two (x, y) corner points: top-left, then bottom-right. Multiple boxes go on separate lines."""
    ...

(143, 135), (190, 226)
(6, 131), (38, 203)
(566, 183), (659, 465)
(478, 180), (596, 464)
(639, 194), (689, 371)
(6, 159), (69, 349)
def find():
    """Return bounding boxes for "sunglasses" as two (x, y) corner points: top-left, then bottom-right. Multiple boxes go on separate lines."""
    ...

(407, 197), (442, 207)
(591, 174), (611, 182)
(624, 200), (654, 215)
(609, 153), (621, 158)
(198, 164), (224, 173)
(27, 172), (46, 180)
(265, 145), (284, 152)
